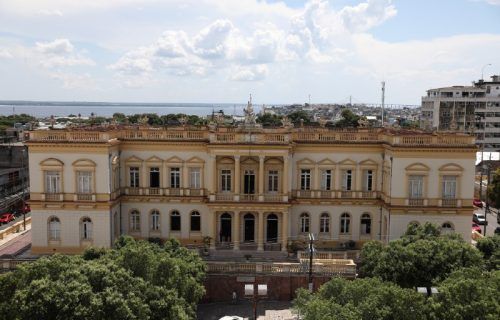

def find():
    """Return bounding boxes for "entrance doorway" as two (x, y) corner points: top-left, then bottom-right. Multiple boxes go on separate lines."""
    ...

(244, 170), (255, 194)
(266, 214), (278, 242)
(220, 213), (232, 242)
(244, 213), (255, 242)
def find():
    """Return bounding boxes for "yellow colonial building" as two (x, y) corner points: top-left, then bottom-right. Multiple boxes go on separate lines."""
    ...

(26, 116), (476, 254)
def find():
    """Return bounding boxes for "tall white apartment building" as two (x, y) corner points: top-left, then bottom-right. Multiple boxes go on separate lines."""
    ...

(421, 75), (500, 151)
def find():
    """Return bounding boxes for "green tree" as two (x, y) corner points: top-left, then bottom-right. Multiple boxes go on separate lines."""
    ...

(487, 168), (500, 208)
(112, 113), (127, 123)
(294, 277), (429, 320)
(360, 223), (483, 288)
(476, 235), (500, 270)
(256, 113), (283, 127)
(0, 237), (205, 320)
(335, 109), (361, 128)
(430, 267), (500, 320)
(287, 110), (311, 125)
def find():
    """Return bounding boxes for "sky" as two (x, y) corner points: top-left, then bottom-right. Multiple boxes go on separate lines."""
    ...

(0, 0), (499, 105)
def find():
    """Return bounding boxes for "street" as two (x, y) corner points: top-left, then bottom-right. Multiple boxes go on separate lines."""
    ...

(474, 206), (499, 237)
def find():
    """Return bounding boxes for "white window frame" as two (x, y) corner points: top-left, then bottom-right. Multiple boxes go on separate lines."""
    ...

(77, 171), (92, 194)
(321, 170), (332, 191)
(45, 171), (61, 193)
(268, 170), (279, 192)
(340, 213), (350, 234)
(129, 167), (140, 188)
(300, 169), (311, 190)
(81, 217), (93, 240)
(221, 169), (232, 192)
(364, 170), (373, 191)
(48, 217), (61, 240)
(409, 175), (423, 199)
(342, 170), (352, 191)
(170, 167), (181, 189)
(151, 210), (160, 231)
(300, 213), (310, 233)
(442, 175), (457, 199)
(320, 213), (330, 233)
(130, 210), (141, 232)
(190, 167), (201, 189)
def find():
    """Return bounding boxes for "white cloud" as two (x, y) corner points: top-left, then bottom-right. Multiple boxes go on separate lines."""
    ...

(0, 48), (13, 59)
(230, 64), (269, 81)
(339, 0), (397, 33)
(482, 0), (500, 5)
(192, 19), (234, 59)
(36, 38), (74, 54)
(34, 39), (95, 68)
(38, 9), (63, 16)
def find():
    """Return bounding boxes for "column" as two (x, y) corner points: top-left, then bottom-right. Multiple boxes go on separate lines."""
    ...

(314, 164), (320, 196)
(233, 211), (240, 250)
(209, 155), (217, 200)
(182, 162), (188, 195)
(258, 155), (265, 201)
(210, 210), (216, 249)
(234, 155), (240, 201)
(282, 155), (289, 202)
(141, 161), (147, 195)
(355, 165), (362, 198)
(257, 211), (264, 251)
(281, 211), (288, 252)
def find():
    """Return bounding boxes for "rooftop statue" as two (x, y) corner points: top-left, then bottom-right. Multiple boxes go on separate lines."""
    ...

(244, 94), (257, 126)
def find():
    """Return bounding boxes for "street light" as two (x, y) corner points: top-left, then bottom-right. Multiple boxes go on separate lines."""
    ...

(481, 63), (492, 81)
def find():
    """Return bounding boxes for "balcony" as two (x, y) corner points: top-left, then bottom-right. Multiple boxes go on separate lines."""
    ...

(216, 193), (233, 201)
(122, 187), (206, 197)
(340, 191), (354, 198)
(441, 198), (458, 207)
(75, 193), (94, 201)
(408, 198), (424, 206)
(43, 193), (63, 201)
(240, 194), (258, 202)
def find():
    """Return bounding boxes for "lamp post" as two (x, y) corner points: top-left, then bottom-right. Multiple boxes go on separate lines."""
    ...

(477, 115), (485, 201)
(308, 232), (315, 292)
(481, 64), (492, 81)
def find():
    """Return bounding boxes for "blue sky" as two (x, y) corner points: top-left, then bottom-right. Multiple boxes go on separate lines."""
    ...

(0, 0), (499, 105)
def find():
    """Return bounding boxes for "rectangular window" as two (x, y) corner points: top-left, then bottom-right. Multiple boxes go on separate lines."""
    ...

(190, 167), (201, 189)
(268, 170), (279, 192)
(45, 171), (60, 193)
(77, 171), (92, 194)
(409, 175), (423, 198)
(442, 176), (457, 199)
(149, 167), (160, 188)
(300, 169), (311, 190)
(321, 170), (332, 190)
(364, 170), (373, 191)
(342, 170), (352, 191)
(129, 167), (140, 188)
(221, 169), (232, 192)
(170, 167), (180, 188)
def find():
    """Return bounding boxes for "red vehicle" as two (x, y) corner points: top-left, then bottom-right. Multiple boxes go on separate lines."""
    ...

(472, 223), (482, 233)
(473, 199), (483, 208)
(0, 213), (15, 224)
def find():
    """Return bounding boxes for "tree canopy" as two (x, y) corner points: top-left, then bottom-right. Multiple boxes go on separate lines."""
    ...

(335, 109), (361, 128)
(0, 237), (206, 320)
(487, 168), (500, 208)
(256, 113), (283, 127)
(359, 222), (483, 288)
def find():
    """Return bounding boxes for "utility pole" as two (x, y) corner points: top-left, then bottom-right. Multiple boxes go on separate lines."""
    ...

(484, 153), (492, 236)
(381, 81), (385, 127)
(308, 233), (315, 292)
(478, 115), (485, 201)
(21, 147), (26, 230)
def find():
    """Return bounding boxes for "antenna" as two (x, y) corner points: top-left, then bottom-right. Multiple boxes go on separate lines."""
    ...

(381, 81), (385, 127)
(308, 94), (311, 105)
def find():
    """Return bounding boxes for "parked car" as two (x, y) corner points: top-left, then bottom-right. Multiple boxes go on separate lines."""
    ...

(0, 213), (15, 224)
(495, 227), (500, 235)
(473, 213), (486, 225)
(472, 223), (482, 233)
(473, 199), (483, 208)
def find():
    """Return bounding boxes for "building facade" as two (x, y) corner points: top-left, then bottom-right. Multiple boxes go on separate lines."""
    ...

(420, 75), (500, 151)
(26, 124), (476, 254)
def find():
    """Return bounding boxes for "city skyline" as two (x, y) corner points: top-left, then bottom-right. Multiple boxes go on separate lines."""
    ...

(0, 0), (499, 105)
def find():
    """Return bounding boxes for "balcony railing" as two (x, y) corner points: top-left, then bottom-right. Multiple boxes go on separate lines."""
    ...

(408, 198), (424, 206)
(76, 193), (94, 201)
(216, 193), (233, 201)
(441, 198), (458, 207)
(340, 191), (353, 198)
(263, 194), (282, 202)
(43, 193), (63, 201)
(240, 194), (258, 201)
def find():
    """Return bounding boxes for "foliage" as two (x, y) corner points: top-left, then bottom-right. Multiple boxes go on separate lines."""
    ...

(0, 236), (206, 320)
(476, 235), (500, 270)
(0, 114), (36, 134)
(487, 168), (500, 208)
(287, 110), (312, 125)
(429, 267), (500, 320)
(360, 223), (483, 287)
(256, 113), (283, 127)
(293, 277), (429, 320)
(335, 109), (361, 128)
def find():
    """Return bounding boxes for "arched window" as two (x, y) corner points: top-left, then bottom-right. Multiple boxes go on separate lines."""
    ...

(340, 213), (350, 234)
(191, 211), (201, 231)
(130, 210), (140, 232)
(171, 210), (181, 231)
(441, 222), (454, 233)
(360, 213), (371, 235)
(81, 217), (93, 240)
(151, 210), (160, 231)
(300, 213), (310, 233)
(320, 213), (330, 233)
(48, 216), (61, 240)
